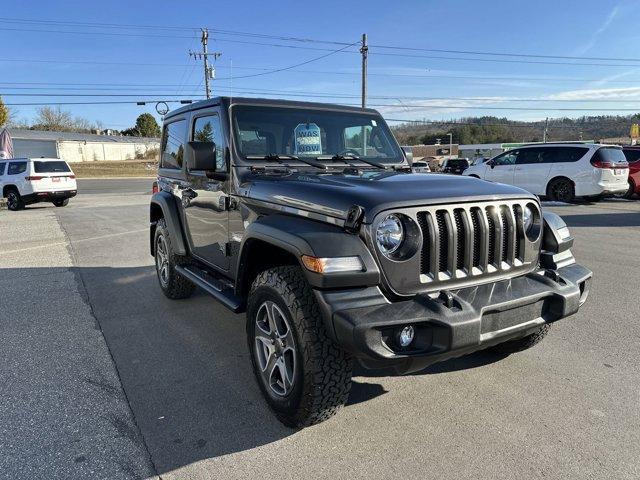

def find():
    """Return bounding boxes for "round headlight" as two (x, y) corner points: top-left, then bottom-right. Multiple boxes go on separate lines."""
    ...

(376, 214), (404, 256)
(523, 206), (533, 232)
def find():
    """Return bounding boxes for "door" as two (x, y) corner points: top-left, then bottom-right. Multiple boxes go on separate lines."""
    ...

(182, 111), (230, 270)
(513, 147), (552, 194)
(485, 149), (517, 185)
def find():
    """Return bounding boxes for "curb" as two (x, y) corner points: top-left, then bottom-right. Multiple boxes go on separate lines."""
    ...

(76, 176), (156, 180)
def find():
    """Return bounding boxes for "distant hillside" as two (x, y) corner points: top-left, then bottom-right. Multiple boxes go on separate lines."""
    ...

(391, 114), (640, 145)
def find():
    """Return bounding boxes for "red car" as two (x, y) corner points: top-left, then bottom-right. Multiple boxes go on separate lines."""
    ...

(622, 147), (640, 198)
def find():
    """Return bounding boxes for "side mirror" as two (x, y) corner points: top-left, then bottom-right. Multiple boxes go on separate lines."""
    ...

(186, 141), (217, 171)
(487, 160), (495, 168)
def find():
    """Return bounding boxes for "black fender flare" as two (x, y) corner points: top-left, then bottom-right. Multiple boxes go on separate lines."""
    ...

(236, 214), (380, 291)
(149, 191), (187, 256)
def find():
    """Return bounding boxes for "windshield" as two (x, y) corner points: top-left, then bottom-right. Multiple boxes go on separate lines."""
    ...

(33, 161), (71, 173)
(232, 105), (403, 163)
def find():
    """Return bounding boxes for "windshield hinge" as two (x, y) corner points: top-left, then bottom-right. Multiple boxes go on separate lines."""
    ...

(344, 205), (365, 234)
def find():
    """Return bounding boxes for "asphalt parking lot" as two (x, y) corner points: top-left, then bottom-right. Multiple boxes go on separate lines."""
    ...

(1, 178), (639, 479)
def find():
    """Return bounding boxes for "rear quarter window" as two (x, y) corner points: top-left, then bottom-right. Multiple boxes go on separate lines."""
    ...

(8, 161), (27, 175)
(160, 120), (187, 170)
(0, 162), (5, 175)
(544, 146), (589, 163)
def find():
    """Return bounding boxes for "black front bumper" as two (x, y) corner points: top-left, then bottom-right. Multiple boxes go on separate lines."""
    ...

(314, 263), (592, 374)
(23, 190), (77, 204)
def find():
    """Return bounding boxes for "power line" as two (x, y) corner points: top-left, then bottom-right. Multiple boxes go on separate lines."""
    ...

(369, 44), (640, 63)
(0, 17), (353, 45)
(213, 41), (360, 80)
(5, 98), (640, 112)
(5, 26), (638, 68)
(384, 118), (591, 130)
(368, 51), (640, 68)
(3, 51), (640, 86)
(3, 16), (640, 64)
(5, 88), (640, 105)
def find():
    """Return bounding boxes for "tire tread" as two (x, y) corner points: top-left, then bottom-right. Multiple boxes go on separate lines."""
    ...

(249, 266), (353, 427)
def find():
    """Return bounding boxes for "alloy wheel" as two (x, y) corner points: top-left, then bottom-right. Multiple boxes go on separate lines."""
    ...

(155, 235), (170, 286)
(7, 192), (18, 210)
(552, 181), (572, 202)
(254, 301), (297, 397)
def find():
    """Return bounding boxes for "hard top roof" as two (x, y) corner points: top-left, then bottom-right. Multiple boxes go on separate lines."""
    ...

(165, 96), (381, 119)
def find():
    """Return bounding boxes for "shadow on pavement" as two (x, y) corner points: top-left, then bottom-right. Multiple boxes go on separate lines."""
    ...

(5, 264), (518, 475)
(560, 212), (640, 228)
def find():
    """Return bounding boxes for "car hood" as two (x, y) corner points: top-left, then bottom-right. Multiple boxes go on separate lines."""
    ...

(244, 171), (536, 223)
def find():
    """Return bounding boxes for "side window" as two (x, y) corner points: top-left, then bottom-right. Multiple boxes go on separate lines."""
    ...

(516, 148), (543, 165)
(0, 163), (6, 175)
(161, 120), (187, 170)
(192, 114), (226, 171)
(8, 161), (27, 175)
(545, 147), (589, 163)
(623, 149), (640, 163)
(493, 150), (518, 166)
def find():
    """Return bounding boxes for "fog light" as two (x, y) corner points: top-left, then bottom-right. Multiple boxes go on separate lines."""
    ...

(397, 325), (415, 347)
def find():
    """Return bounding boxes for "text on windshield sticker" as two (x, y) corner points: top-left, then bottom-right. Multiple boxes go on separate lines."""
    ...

(294, 123), (322, 155)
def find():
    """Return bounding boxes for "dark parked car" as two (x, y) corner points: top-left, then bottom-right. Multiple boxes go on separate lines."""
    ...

(622, 147), (640, 198)
(442, 158), (471, 174)
(150, 97), (592, 427)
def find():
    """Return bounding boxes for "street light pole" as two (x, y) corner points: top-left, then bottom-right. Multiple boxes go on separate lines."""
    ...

(447, 133), (453, 161)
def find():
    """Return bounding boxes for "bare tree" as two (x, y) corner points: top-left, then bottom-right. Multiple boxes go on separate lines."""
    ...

(33, 106), (75, 131)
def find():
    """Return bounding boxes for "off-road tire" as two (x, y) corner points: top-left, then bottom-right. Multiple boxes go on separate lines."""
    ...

(247, 266), (353, 428)
(6, 188), (24, 211)
(489, 324), (551, 354)
(154, 218), (195, 300)
(53, 198), (69, 207)
(547, 178), (575, 203)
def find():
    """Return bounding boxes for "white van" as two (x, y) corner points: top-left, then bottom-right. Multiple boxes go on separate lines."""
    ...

(463, 143), (628, 202)
(0, 158), (77, 210)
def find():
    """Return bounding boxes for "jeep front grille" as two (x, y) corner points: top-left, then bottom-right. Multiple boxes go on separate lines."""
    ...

(416, 203), (525, 282)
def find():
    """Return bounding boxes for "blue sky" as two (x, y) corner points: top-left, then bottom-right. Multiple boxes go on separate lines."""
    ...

(2, 0), (639, 130)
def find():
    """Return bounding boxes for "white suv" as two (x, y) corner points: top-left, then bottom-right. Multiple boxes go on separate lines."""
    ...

(0, 158), (77, 211)
(463, 143), (629, 202)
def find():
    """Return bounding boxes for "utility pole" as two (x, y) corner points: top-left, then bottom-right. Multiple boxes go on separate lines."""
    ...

(189, 28), (222, 99)
(543, 117), (549, 143)
(360, 33), (368, 109)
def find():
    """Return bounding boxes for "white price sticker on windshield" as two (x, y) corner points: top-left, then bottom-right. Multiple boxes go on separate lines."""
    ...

(294, 123), (322, 155)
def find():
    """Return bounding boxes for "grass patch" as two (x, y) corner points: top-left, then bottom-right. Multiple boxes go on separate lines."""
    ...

(71, 160), (158, 178)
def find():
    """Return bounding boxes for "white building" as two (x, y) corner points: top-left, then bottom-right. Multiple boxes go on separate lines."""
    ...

(9, 129), (160, 163)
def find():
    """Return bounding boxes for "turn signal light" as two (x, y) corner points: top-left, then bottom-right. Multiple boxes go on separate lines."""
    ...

(301, 255), (364, 274)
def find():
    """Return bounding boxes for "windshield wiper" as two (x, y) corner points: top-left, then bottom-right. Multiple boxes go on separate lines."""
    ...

(315, 154), (388, 170)
(245, 154), (327, 170)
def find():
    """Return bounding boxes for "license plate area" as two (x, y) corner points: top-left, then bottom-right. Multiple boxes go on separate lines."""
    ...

(481, 301), (547, 335)
(52, 177), (61, 182)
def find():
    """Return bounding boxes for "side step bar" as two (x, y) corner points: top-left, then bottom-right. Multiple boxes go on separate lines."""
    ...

(175, 265), (243, 313)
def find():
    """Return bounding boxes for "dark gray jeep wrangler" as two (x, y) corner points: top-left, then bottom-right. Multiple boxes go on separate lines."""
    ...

(150, 97), (592, 427)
